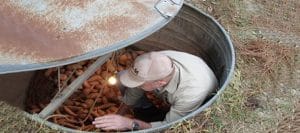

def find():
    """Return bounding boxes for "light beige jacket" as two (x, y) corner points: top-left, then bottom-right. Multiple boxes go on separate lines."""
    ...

(122, 50), (218, 127)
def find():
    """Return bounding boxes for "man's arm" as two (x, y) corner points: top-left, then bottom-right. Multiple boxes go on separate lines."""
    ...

(96, 103), (152, 130)
(132, 118), (152, 130)
(93, 86), (147, 131)
(92, 114), (151, 131)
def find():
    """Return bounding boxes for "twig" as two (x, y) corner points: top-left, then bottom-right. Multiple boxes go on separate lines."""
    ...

(45, 114), (68, 121)
(53, 69), (76, 100)
(82, 86), (104, 122)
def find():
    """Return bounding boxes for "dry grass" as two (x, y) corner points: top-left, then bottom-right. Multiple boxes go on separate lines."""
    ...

(167, 40), (297, 133)
(0, 101), (59, 133)
(168, 0), (300, 133)
(0, 1), (299, 133)
(239, 40), (295, 81)
(275, 101), (300, 133)
(165, 119), (204, 133)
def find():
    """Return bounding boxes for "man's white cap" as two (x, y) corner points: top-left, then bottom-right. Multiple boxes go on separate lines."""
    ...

(119, 51), (173, 88)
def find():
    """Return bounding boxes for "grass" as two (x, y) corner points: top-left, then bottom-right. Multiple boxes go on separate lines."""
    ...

(170, 0), (299, 133)
(166, 40), (297, 133)
(0, 0), (299, 133)
(0, 101), (58, 133)
(205, 70), (246, 133)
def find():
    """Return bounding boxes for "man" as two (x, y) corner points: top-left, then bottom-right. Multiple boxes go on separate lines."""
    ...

(92, 50), (218, 131)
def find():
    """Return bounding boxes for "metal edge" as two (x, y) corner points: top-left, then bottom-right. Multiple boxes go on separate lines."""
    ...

(22, 2), (236, 133)
(132, 3), (236, 133)
(0, 0), (184, 75)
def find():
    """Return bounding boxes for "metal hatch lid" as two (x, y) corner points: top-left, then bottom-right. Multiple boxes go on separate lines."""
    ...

(0, 0), (183, 74)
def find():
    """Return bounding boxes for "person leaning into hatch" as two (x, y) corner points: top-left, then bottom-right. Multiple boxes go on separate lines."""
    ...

(92, 50), (218, 131)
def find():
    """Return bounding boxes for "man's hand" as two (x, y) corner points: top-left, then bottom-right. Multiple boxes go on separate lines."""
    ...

(92, 114), (133, 131)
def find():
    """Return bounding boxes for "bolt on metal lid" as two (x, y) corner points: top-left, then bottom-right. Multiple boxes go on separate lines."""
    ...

(0, 0), (183, 74)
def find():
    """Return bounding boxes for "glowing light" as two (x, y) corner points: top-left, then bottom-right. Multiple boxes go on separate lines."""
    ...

(108, 75), (117, 85)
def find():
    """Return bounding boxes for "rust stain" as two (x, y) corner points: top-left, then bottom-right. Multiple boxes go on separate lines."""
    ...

(0, 3), (84, 63)
(84, 1), (154, 50)
(0, 0), (180, 64)
(130, 1), (152, 16)
(103, 15), (144, 43)
(55, 0), (95, 8)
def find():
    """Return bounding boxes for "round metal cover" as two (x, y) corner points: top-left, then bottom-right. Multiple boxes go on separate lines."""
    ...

(0, 0), (183, 74)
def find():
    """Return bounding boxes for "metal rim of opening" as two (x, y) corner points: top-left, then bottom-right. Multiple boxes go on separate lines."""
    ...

(23, 3), (236, 133)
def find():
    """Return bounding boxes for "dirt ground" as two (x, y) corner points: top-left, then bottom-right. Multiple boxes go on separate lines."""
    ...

(0, 0), (299, 133)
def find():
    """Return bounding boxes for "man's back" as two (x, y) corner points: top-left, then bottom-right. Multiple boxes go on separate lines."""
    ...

(148, 50), (218, 127)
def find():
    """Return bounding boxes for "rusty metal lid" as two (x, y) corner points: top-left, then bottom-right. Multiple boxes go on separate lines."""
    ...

(0, 0), (183, 74)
